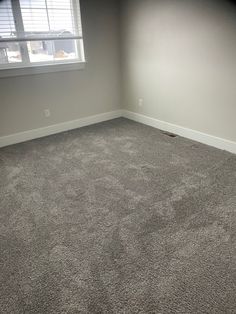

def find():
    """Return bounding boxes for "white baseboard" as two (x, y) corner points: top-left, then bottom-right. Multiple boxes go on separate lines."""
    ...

(123, 110), (236, 154)
(1, 109), (235, 154)
(0, 110), (122, 148)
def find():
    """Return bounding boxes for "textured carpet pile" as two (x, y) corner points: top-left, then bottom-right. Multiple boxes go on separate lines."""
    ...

(0, 118), (235, 313)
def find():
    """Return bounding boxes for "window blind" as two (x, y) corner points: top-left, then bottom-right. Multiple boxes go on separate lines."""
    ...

(0, 0), (83, 43)
(0, 0), (15, 39)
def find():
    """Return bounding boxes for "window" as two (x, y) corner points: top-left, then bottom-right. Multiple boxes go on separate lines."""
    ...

(0, 0), (85, 76)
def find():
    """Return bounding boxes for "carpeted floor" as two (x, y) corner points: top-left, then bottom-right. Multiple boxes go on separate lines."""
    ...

(0, 118), (235, 314)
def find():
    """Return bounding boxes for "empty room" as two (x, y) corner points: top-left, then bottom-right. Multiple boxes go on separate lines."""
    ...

(0, 0), (235, 313)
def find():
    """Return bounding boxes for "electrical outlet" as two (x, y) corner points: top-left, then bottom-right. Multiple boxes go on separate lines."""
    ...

(44, 109), (51, 118)
(138, 98), (143, 107)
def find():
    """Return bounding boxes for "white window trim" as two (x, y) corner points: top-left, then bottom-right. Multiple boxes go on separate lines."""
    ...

(0, 60), (86, 78)
(0, 0), (85, 78)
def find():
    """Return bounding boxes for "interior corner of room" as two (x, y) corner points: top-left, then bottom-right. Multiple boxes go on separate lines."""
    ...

(0, 0), (235, 154)
(0, 1), (236, 312)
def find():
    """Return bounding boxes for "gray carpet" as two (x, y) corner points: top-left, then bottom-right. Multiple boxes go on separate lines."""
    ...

(0, 118), (235, 314)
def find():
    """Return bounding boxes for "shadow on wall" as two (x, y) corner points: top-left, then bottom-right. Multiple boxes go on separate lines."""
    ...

(227, 0), (236, 4)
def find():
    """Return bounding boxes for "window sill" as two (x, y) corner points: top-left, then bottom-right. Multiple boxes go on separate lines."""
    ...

(0, 61), (86, 78)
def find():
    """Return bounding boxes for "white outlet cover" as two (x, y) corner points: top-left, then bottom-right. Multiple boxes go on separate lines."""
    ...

(138, 99), (143, 107)
(44, 109), (51, 117)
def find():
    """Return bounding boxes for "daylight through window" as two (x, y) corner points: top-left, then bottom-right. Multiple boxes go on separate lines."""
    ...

(0, 0), (84, 69)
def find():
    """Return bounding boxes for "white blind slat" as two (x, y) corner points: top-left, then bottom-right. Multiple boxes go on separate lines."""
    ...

(0, 0), (15, 38)
(0, 0), (82, 42)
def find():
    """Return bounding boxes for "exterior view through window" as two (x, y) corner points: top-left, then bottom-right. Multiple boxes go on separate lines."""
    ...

(0, 0), (84, 69)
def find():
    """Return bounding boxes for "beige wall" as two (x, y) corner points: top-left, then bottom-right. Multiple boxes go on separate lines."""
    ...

(1, 0), (236, 143)
(0, 0), (121, 137)
(121, 0), (236, 142)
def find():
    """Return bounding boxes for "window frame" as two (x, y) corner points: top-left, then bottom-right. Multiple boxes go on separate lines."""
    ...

(0, 0), (85, 78)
